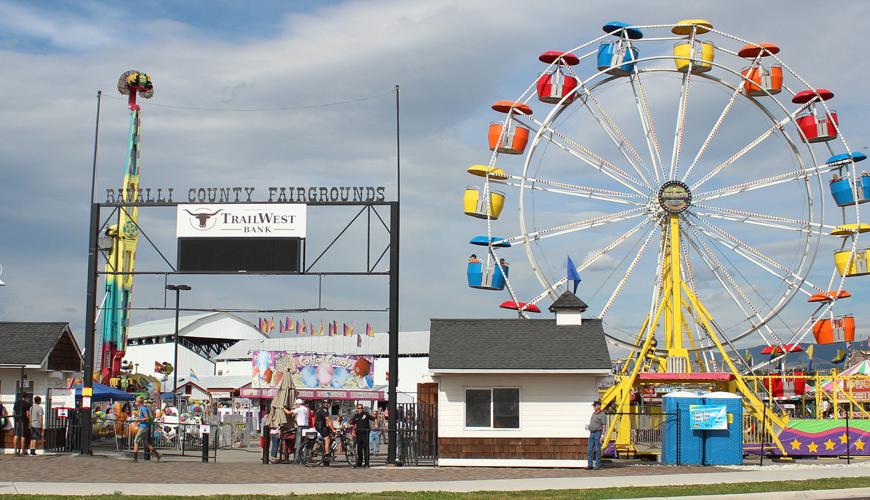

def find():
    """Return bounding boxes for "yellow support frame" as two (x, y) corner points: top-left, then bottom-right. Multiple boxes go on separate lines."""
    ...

(600, 214), (788, 456)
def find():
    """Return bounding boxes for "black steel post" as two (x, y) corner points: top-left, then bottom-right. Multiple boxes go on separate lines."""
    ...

(173, 288), (180, 403)
(387, 201), (400, 465)
(202, 430), (210, 462)
(80, 204), (100, 455)
(759, 406), (766, 466)
(846, 410), (851, 464)
(262, 425), (270, 465)
(386, 84), (401, 466)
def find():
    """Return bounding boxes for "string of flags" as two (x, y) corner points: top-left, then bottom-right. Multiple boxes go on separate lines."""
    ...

(257, 316), (377, 339)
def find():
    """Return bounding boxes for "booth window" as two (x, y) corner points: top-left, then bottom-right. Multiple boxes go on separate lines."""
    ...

(465, 387), (520, 429)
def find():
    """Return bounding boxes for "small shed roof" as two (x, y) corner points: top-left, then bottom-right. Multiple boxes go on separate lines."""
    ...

(548, 291), (589, 312)
(428, 318), (611, 372)
(0, 322), (82, 369)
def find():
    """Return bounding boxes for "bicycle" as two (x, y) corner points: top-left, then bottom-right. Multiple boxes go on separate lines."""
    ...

(303, 426), (356, 467)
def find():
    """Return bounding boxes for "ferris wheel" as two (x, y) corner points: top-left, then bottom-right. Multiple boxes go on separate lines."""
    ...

(464, 19), (868, 371)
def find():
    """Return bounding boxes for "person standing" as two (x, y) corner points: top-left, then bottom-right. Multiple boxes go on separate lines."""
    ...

(349, 404), (375, 468)
(12, 393), (31, 456)
(131, 396), (160, 462)
(114, 403), (130, 451)
(586, 400), (605, 470)
(369, 409), (383, 455)
(289, 399), (310, 464)
(314, 400), (334, 462)
(29, 396), (44, 456)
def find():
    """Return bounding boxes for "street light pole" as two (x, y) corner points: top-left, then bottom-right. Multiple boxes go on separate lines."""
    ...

(166, 284), (191, 406)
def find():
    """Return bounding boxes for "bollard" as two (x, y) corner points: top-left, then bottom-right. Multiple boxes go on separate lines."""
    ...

(262, 425), (270, 465)
(202, 431), (209, 463)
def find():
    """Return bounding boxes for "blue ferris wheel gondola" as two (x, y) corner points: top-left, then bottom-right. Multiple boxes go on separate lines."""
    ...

(827, 152), (870, 207)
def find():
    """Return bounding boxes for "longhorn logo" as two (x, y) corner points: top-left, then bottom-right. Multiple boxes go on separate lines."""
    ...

(185, 209), (222, 230)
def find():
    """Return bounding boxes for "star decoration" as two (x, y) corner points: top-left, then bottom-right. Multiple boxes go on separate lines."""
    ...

(824, 438), (836, 450)
(839, 433), (849, 444)
(790, 439), (802, 450)
(807, 441), (819, 453)
(855, 439), (865, 451)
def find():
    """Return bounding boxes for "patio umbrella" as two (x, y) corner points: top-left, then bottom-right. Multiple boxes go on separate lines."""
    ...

(265, 370), (295, 430)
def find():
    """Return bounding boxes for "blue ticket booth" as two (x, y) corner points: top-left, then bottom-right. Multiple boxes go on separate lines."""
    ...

(662, 391), (704, 465)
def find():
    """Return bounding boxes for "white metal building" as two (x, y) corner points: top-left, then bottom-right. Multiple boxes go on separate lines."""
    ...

(123, 312), (265, 391)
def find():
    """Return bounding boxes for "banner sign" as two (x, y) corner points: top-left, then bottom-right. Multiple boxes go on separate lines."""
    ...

(252, 351), (375, 391)
(240, 387), (384, 400)
(689, 404), (728, 430)
(177, 204), (306, 238)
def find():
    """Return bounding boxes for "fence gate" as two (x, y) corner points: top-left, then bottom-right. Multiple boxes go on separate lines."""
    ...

(393, 402), (437, 466)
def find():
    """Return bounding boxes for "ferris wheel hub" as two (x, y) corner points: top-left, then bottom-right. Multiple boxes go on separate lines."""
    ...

(657, 181), (692, 214)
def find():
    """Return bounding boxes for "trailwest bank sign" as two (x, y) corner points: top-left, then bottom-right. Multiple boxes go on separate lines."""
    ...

(177, 204), (307, 238)
(105, 185), (387, 205)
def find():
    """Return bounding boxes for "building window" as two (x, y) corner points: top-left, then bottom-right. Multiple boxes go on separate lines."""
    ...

(465, 387), (520, 429)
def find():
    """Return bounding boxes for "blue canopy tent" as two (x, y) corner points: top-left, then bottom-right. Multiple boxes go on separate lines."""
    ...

(74, 383), (134, 402)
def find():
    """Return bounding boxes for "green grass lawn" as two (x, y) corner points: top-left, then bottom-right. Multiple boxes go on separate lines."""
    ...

(4, 477), (870, 499)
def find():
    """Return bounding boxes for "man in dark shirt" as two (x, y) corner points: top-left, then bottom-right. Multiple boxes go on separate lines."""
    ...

(349, 403), (375, 468)
(587, 400), (606, 470)
(313, 400), (334, 460)
(12, 393), (31, 456)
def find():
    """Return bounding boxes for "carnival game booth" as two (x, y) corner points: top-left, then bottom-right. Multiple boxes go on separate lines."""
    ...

(428, 292), (612, 468)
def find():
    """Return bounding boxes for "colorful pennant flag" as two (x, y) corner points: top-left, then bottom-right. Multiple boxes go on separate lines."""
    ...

(357, 334), (362, 347)
(319, 321), (325, 337)
(343, 323), (353, 336)
(744, 350), (752, 368)
(567, 256), (582, 294)
(833, 347), (847, 364)
(806, 344), (814, 371)
(366, 323), (375, 337)
(296, 320), (303, 335)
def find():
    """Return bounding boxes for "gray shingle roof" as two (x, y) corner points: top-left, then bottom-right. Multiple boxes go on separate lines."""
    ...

(428, 318), (611, 370)
(548, 291), (589, 312)
(0, 322), (74, 366)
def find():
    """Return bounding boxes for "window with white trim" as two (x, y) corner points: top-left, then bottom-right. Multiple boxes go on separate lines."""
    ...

(465, 388), (520, 428)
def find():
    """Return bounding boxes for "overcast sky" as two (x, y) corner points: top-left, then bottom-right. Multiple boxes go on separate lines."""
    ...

(1, 0), (869, 361)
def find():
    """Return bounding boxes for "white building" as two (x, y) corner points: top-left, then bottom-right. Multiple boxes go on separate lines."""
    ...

(214, 331), (430, 402)
(123, 312), (265, 391)
(429, 292), (612, 468)
(0, 322), (83, 452)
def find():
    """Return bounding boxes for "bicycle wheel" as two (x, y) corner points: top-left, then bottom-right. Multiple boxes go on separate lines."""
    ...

(343, 435), (357, 466)
(303, 440), (323, 467)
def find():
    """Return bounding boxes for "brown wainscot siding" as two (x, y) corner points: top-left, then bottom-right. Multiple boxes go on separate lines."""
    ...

(439, 437), (588, 460)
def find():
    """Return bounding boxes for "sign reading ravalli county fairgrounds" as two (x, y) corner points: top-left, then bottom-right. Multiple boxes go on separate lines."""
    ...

(104, 185), (387, 205)
(176, 204), (306, 238)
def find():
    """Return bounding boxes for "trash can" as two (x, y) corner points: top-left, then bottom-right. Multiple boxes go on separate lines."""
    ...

(662, 391), (704, 465)
(702, 392), (743, 465)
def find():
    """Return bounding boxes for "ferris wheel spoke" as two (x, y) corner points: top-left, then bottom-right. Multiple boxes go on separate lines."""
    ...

(573, 85), (655, 187)
(681, 85), (742, 183)
(692, 204), (834, 235)
(598, 222), (658, 319)
(505, 207), (646, 245)
(668, 69), (694, 181)
(507, 176), (647, 206)
(690, 101), (815, 191)
(629, 70), (665, 184)
(517, 117), (649, 195)
(693, 159), (845, 202)
(526, 219), (653, 306)
(689, 215), (822, 295)
(684, 224), (783, 346)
